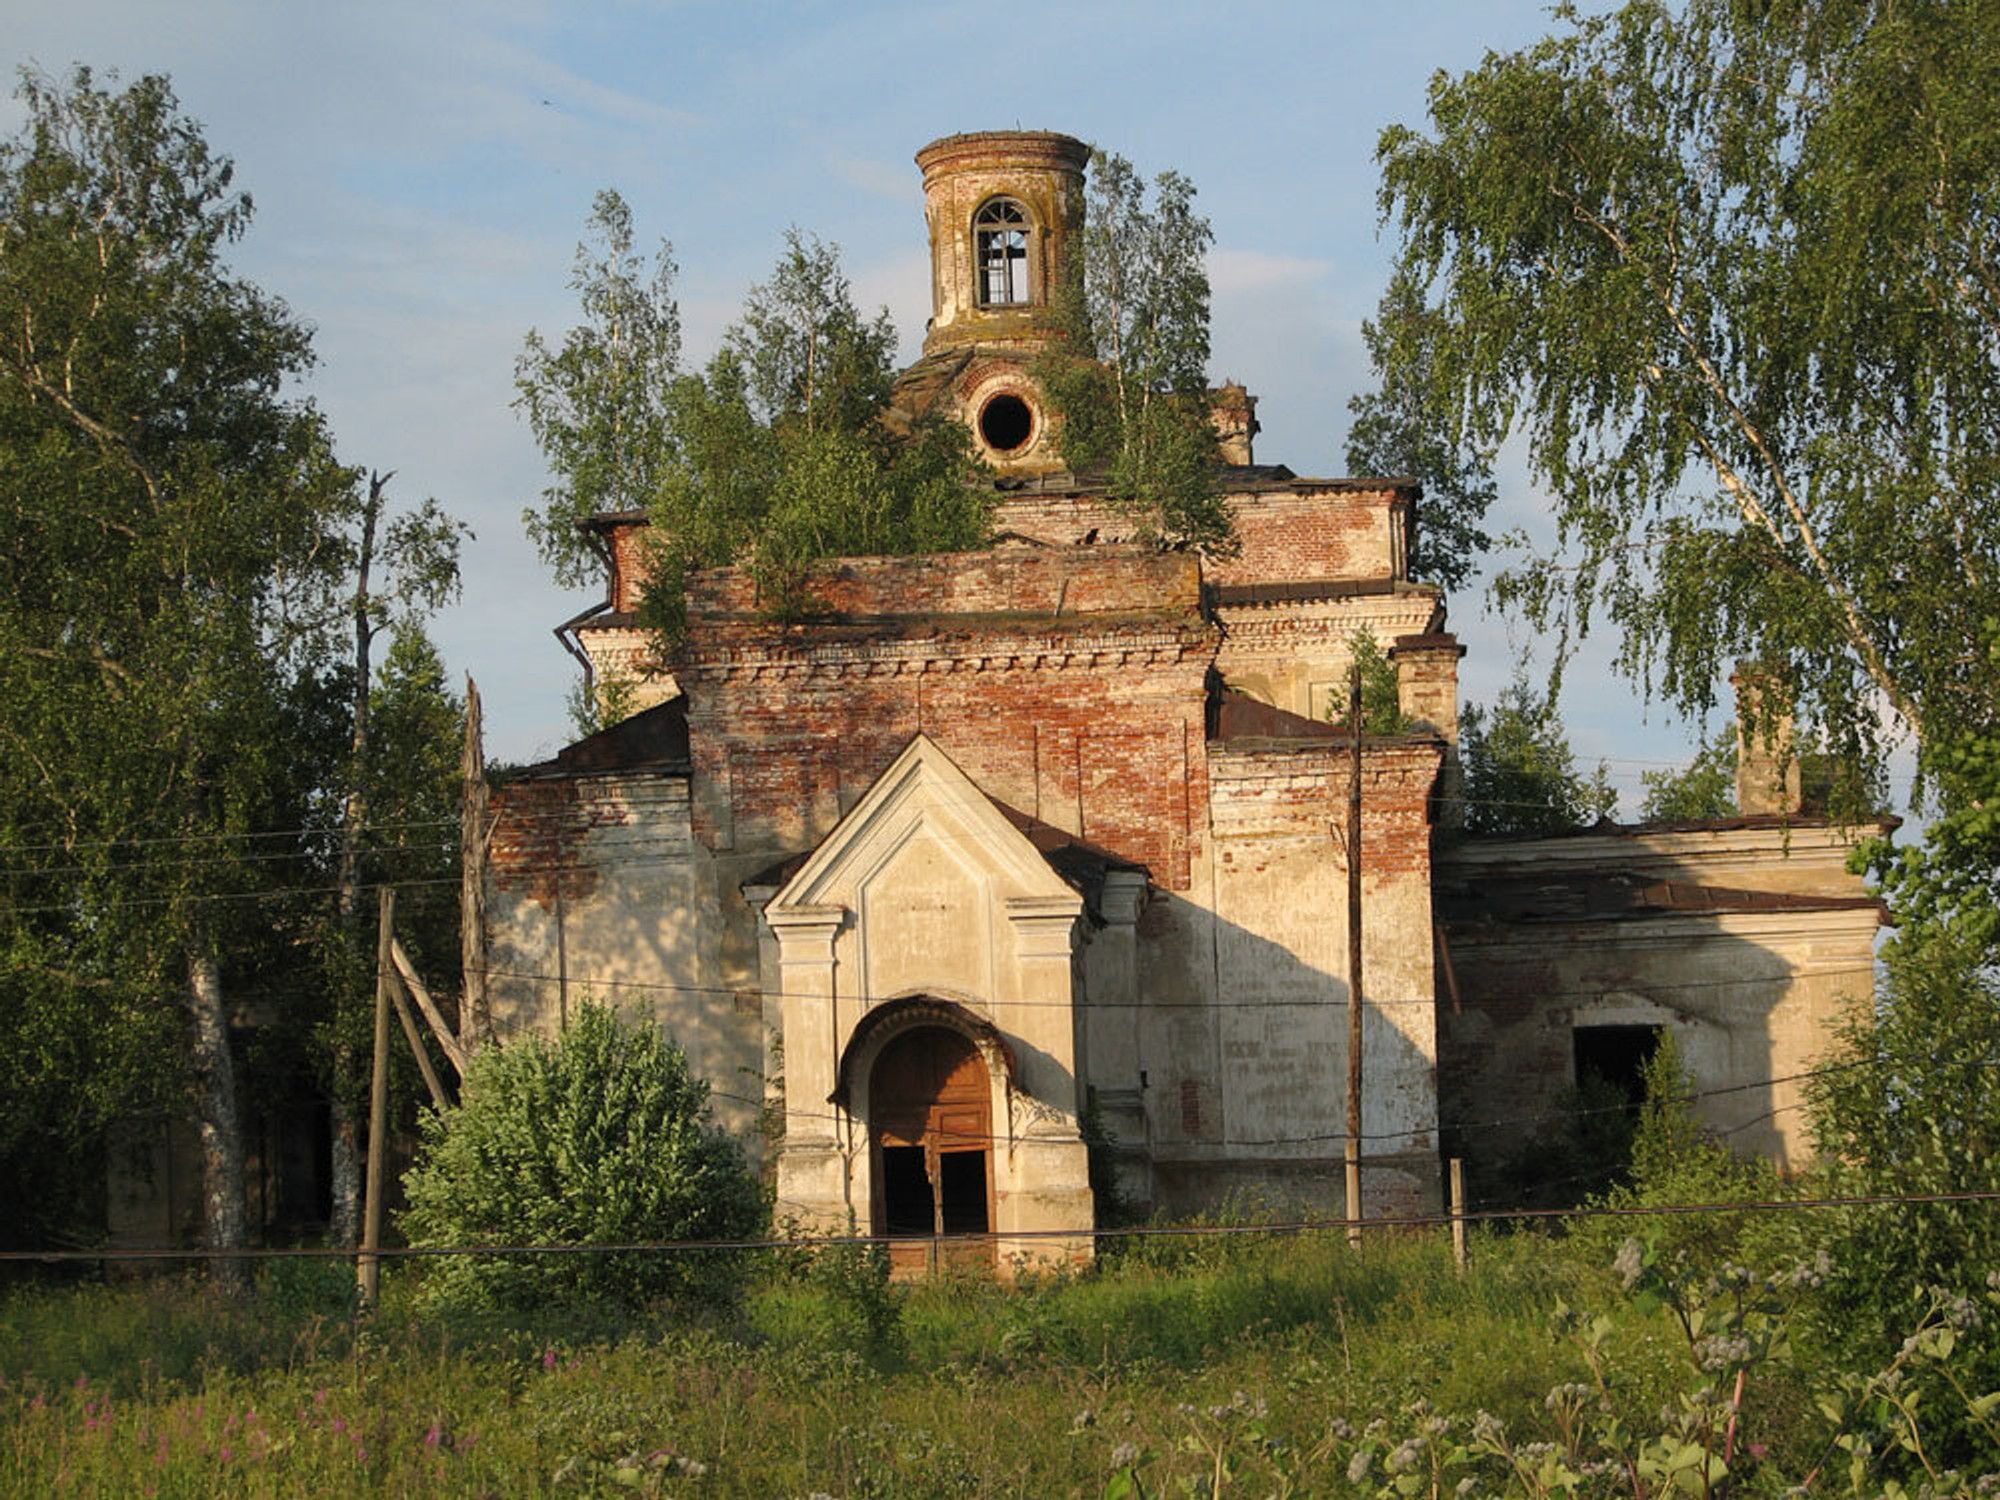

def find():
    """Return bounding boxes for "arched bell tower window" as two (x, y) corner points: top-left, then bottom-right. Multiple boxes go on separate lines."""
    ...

(975, 197), (1031, 307)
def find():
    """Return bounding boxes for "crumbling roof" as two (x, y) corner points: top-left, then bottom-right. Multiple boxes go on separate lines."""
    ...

(498, 696), (690, 781)
(1452, 811), (1902, 843)
(1437, 867), (1886, 926)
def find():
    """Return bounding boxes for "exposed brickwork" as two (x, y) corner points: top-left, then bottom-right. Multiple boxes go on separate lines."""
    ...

(686, 545), (1198, 623)
(679, 631), (1213, 889)
(1207, 739), (1444, 882)
(489, 777), (610, 910)
(608, 521), (650, 615)
(488, 771), (694, 912)
(990, 482), (1414, 586)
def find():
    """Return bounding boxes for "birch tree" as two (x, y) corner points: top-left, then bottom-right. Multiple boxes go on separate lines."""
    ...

(1040, 150), (1232, 554)
(1372, 0), (2000, 805)
(0, 68), (417, 1274)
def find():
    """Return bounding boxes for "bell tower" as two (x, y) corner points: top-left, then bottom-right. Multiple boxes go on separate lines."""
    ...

(904, 130), (1089, 475)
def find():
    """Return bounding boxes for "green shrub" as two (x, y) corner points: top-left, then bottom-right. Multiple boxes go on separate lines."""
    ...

(399, 1002), (764, 1314)
(1569, 1032), (1777, 1280)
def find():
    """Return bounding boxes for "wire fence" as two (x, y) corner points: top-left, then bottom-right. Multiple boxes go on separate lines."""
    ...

(5, 1188), (1994, 1266)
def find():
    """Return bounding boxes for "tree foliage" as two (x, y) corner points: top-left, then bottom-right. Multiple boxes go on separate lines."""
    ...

(1373, 0), (2000, 804)
(1458, 679), (1617, 836)
(1792, 926), (2000, 1449)
(516, 189), (681, 588)
(642, 230), (988, 629)
(0, 67), (360, 1253)
(1638, 733), (1737, 823)
(400, 1001), (765, 1313)
(0, 69), (465, 1256)
(1343, 271), (1497, 591)
(1324, 630), (1409, 735)
(1039, 150), (1233, 555)
(519, 208), (990, 640)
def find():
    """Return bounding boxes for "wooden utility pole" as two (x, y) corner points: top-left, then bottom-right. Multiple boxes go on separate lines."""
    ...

(1345, 662), (1365, 1250)
(359, 887), (395, 1307)
(460, 675), (491, 1055)
(1449, 1157), (1469, 1273)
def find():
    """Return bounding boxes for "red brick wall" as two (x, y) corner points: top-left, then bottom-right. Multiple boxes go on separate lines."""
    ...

(605, 521), (650, 615)
(686, 545), (1199, 622)
(678, 627), (1215, 889)
(491, 777), (618, 909)
(991, 484), (1411, 586)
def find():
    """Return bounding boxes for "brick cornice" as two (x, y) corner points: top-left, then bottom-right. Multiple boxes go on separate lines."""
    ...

(677, 624), (1220, 682)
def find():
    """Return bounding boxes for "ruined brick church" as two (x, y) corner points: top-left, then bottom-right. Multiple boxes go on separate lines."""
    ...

(480, 132), (1886, 1267)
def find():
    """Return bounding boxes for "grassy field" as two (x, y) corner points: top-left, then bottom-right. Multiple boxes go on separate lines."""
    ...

(0, 1226), (1798, 1498)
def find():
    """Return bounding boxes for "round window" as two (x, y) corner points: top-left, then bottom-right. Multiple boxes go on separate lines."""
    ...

(978, 393), (1034, 454)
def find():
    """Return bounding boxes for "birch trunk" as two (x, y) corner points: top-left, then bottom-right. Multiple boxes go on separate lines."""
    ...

(186, 947), (250, 1296)
(329, 1094), (360, 1245)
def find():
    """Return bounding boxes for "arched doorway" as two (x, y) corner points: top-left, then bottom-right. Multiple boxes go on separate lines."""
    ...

(870, 1025), (994, 1273)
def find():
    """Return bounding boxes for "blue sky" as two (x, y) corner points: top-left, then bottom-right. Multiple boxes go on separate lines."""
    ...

(2, 0), (1783, 807)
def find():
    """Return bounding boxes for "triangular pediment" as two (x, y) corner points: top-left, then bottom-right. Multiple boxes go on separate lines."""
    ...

(769, 734), (1078, 918)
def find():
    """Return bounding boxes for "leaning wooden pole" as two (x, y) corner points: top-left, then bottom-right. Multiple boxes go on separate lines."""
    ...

(460, 675), (491, 1055)
(359, 886), (395, 1308)
(1345, 662), (1365, 1250)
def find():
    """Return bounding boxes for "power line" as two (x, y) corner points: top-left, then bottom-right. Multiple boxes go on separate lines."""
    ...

(466, 960), (1883, 1014)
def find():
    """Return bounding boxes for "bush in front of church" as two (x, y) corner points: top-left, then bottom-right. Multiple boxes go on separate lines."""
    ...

(400, 1001), (765, 1314)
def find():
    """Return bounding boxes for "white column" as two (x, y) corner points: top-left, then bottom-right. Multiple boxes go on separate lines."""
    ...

(765, 904), (851, 1233)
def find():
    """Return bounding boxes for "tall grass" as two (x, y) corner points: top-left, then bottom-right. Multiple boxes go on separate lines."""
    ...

(1, 1229), (1657, 1496)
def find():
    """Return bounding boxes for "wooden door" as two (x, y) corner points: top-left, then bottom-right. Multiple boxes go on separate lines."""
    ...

(870, 1027), (993, 1273)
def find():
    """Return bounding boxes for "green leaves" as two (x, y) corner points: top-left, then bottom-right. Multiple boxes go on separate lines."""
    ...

(1458, 677), (1617, 836)
(400, 1001), (765, 1313)
(1375, 0), (2000, 802)
(1344, 270), (1497, 592)
(641, 232), (988, 631)
(516, 189), (681, 588)
(1038, 150), (1232, 557)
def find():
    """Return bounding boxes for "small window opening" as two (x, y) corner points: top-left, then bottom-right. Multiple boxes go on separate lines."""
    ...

(978, 393), (1034, 452)
(975, 198), (1031, 306)
(1573, 1024), (1662, 1108)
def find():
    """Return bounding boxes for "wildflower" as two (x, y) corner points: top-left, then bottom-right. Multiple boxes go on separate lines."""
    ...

(313, 1389), (329, 1406)
(1694, 1334), (1753, 1373)
(219, 1446), (233, 1463)
(542, 1347), (558, 1371)
(423, 1422), (443, 1449)
(1111, 1442), (1140, 1467)
(1385, 1439), (1422, 1474)
(1346, 1449), (1373, 1484)
(1613, 1238), (1646, 1289)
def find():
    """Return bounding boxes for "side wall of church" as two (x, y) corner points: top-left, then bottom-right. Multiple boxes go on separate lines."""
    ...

(485, 769), (768, 1148)
(1079, 738), (1446, 1217)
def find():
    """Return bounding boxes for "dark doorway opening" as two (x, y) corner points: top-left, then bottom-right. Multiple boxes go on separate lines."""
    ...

(937, 1150), (990, 1235)
(880, 1146), (933, 1237)
(1573, 1024), (1663, 1107)
(979, 394), (1033, 453)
